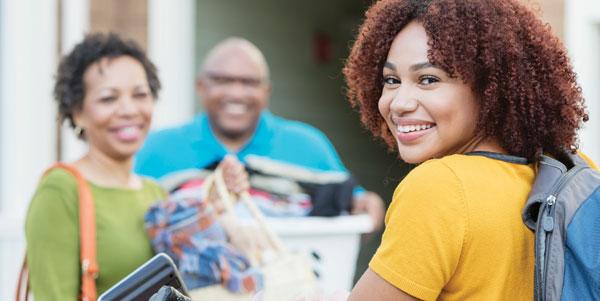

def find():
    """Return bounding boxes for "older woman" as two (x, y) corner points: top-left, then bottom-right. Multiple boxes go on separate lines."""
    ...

(342, 0), (591, 300)
(25, 33), (248, 300)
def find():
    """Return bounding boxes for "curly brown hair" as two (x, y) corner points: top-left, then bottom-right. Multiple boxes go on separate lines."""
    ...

(343, 0), (587, 161)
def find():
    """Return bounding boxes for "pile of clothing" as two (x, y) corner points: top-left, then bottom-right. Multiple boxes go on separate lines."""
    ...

(159, 155), (358, 217)
(145, 185), (263, 293)
(144, 155), (357, 293)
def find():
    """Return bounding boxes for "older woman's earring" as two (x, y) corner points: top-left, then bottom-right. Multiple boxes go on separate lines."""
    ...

(74, 126), (84, 137)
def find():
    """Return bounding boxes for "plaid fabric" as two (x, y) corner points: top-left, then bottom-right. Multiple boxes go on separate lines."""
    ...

(145, 186), (263, 293)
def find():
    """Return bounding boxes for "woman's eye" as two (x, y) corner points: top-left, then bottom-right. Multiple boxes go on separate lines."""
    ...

(419, 76), (439, 85)
(134, 92), (149, 99)
(382, 76), (400, 85)
(99, 96), (116, 102)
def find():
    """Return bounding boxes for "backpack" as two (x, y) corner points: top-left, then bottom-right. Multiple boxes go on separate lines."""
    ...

(522, 153), (600, 300)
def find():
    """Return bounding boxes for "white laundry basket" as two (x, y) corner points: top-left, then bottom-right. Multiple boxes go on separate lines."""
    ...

(266, 214), (373, 293)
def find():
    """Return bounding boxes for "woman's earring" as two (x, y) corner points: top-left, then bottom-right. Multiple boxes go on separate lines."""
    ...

(74, 126), (84, 137)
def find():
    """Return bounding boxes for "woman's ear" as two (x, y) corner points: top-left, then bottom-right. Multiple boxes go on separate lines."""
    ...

(72, 109), (84, 129)
(70, 109), (87, 139)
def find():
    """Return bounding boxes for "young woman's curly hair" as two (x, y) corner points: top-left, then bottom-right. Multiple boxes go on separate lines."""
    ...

(343, 0), (587, 161)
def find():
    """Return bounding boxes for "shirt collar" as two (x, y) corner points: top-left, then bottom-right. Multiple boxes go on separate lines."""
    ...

(191, 110), (275, 160)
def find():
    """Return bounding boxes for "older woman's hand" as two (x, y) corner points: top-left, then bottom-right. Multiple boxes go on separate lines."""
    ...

(219, 154), (250, 194)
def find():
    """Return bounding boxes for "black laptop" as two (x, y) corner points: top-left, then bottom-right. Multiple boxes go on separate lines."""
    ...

(98, 253), (188, 301)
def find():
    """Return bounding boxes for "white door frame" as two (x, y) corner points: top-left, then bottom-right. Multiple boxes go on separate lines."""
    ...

(147, 0), (196, 129)
(0, 0), (61, 299)
(566, 0), (600, 163)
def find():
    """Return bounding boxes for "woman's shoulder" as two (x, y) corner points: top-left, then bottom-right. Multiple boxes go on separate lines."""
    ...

(394, 157), (466, 204)
(141, 177), (167, 198)
(386, 156), (493, 236)
(403, 155), (470, 184)
(28, 167), (79, 222)
(424, 153), (499, 169)
(37, 167), (78, 194)
(395, 154), (534, 213)
(410, 153), (523, 178)
(396, 154), (510, 200)
(385, 157), (471, 245)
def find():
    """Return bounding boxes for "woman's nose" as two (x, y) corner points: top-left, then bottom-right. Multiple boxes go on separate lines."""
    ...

(390, 87), (418, 113)
(117, 96), (138, 115)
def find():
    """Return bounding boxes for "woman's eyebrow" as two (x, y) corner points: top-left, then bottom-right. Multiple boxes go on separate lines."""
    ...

(409, 62), (436, 71)
(383, 61), (396, 70)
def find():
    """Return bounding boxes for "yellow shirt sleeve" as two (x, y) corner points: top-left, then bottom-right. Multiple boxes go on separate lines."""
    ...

(370, 160), (468, 301)
(577, 151), (599, 170)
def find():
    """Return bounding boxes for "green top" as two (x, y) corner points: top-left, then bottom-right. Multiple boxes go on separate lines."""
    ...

(25, 169), (166, 300)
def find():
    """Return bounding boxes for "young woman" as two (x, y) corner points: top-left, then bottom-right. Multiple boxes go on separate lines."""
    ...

(342, 0), (591, 300)
(25, 33), (248, 300)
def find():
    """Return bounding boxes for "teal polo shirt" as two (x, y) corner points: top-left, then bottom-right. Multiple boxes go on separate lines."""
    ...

(135, 111), (354, 183)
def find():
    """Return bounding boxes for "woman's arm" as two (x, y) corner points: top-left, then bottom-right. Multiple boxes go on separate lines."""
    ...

(349, 161), (467, 300)
(25, 174), (80, 301)
(349, 268), (419, 301)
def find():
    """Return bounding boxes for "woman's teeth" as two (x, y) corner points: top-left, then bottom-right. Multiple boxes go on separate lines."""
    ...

(115, 126), (141, 140)
(398, 124), (433, 133)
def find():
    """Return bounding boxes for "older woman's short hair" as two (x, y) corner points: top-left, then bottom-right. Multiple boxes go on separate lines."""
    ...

(54, 32), (161, 132)
(343, 0), (587, 161)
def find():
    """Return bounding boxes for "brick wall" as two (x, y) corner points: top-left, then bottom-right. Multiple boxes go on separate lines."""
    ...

(86, 0), (565, 51)
(90, 0), (148, 49)
(528, 0), (565, 40)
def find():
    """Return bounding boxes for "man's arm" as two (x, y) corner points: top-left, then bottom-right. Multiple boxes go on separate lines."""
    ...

(351, 191), (385, 231)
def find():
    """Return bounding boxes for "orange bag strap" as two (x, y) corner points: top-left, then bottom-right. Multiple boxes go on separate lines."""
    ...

(15, 257), (29, 301)
(16, 163), (98, 301)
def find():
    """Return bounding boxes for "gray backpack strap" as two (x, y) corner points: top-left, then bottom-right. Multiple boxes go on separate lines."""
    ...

(523, 152), (598, 301)
(566, 152), (588, 167)
(522, 155), (566, 230)
(522, 155), (567, 301)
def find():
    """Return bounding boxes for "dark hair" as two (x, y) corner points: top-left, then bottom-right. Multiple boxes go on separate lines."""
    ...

(54, 32), (161, 133)
(343, 0), (587, 161)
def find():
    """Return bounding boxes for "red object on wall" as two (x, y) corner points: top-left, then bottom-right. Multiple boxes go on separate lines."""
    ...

(314, 32), (332, 64)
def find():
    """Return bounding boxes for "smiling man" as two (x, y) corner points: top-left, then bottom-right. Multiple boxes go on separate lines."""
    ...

(135, 37), (383, 227)
(198, 38), (271, 152)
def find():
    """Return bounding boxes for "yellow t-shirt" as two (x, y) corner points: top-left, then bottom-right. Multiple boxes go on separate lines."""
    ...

(370, 153), (536, 300)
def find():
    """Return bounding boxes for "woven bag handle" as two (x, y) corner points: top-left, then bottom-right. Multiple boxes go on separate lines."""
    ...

(16, 163), (98, 301)
(204, 168), (286, 253)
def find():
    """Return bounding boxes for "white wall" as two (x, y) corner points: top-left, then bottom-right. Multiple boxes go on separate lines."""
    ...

(565, 0), (600, 163)
(60, 0), (90, 162)
(0, 0), (58, 299)
(0, 1), (195, 297)
(147, 0), (196, 129)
